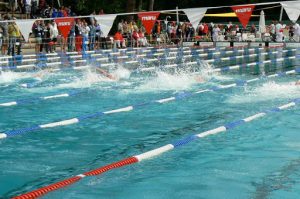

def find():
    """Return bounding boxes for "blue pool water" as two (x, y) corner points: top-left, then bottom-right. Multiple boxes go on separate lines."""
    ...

(0, 47), (300, 199)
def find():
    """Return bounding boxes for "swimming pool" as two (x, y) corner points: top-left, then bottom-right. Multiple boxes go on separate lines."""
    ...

(1, 46), (300, 199)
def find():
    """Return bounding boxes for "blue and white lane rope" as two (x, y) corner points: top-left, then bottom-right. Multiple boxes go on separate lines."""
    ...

(0, 47), (264, 72)
(1, 66), (299, 139)
(0, 46), (222, 67)
(0, 90), (82, 107)
(0, 47), (260, 70)
(139, 51), (298, 72)
(6, 47), (269, 88)
(3, 53), (297, 108)
(0, 46), (222, 63)
(12, 97), (300, 199)
(78, 48), (289, 71)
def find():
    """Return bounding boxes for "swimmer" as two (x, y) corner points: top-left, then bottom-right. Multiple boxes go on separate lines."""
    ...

(95, 67), (118, 80)
(194, 76), (206, 83)
(33, 68), (53, 80)
(295, 80), (300, 85)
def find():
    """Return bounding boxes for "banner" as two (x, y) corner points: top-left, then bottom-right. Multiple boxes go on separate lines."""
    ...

(281, 2), (300, 23)
(15, 19), (36, 42)
(54, 18), (75, 39)
(182, 8), (207, 30)
(138, 12), (160, 34)
(232, 5), (255, 28)
(94, 14), (117, 37)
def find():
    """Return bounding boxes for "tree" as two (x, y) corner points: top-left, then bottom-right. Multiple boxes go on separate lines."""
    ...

(148, 0), (154, 11)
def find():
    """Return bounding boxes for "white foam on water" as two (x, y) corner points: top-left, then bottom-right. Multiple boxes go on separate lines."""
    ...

(0, 71), (31, 83)
(228, 81), (300, 104)
(134, 71), (203, 92)
(112, 66), (131, 80)
(55, 68), (113, 89)
(193, 61), (234, 81)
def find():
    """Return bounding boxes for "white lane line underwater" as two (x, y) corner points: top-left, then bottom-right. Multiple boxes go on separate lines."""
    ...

(1, 52), (297, 107)
(1, 64), (300, 139)
(12, 96), (300, 199)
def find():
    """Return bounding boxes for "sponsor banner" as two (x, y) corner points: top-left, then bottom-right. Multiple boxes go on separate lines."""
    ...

(231, 5), (255, 28)
(138, 12), (160, 34)
(55, 18), (75, 39)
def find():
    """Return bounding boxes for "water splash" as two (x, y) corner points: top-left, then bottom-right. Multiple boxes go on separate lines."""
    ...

(228, 81), (300, 104)
(0, 71), (31, 84)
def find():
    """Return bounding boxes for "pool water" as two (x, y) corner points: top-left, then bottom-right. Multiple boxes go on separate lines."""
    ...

(0, 47), (300, 199)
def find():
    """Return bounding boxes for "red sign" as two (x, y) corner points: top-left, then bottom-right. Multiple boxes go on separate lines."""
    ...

(231, 5), (255, 28)
(54, 18), (75, 39)
(138, 12), (160, 34)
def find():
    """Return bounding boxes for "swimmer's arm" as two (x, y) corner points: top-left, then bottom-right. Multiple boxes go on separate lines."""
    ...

(96, 67), (117, 80)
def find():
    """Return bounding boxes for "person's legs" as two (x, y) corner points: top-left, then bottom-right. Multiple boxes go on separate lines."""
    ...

(8, 37), (16, 56)
(89, 36), (95, 50)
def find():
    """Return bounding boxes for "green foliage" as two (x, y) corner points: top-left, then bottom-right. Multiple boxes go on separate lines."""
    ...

(62, 0), (282, 16)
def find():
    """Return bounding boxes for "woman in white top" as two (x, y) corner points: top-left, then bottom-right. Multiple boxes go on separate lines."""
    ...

(81, 21), (90, 51)
(212, 24), (220, 42)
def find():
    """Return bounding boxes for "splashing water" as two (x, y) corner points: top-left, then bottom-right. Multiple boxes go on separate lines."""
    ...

(112, 66), (131, 80)
(0, 71), (31, 84)
(228, 81), (300, 104)
(135, 71), (202, 92)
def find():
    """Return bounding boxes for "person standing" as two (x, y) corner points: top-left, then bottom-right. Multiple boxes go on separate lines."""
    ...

(49, 20), (58, 53)
(81, 20), (90, 52)
(212, 24), (220, 42)
(75, 19), (83, 52)
(68, 23), (75, 52)
(293, 22), (300, 42)
(7, 19), (22, 56)
(89, 19), (96, 50)
(0, 15), (8, 55)
(32, 20), (44, 53)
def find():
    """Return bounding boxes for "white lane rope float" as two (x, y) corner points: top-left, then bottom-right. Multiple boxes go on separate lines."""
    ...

(11, 96), (300, 199)
(1, 64), (299, 139)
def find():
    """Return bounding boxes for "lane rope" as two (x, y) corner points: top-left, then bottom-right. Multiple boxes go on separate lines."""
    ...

(12, 96), (300, 199)
(1, 64), (299, 139)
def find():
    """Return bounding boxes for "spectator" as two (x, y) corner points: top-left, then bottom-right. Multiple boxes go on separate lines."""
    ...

(293, 22), (300, 42)
(132, 28), (139, 47)
(8, 19), (22, 56)
(138, 29), (148, 46)
(75, 19), (83, 52)
(212, 24), (220, 42)
(89, 19), (96, 50)
(114, 30), (126, 48)
(68, 23), (75, 52)
(250, 23), (257, 34)
(32, 20), (44, 53)
(50, 20), (58, 52)
(98, 9), (104, 15)
(81, 20), (90, 52)
(0, 15), (9, 55)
